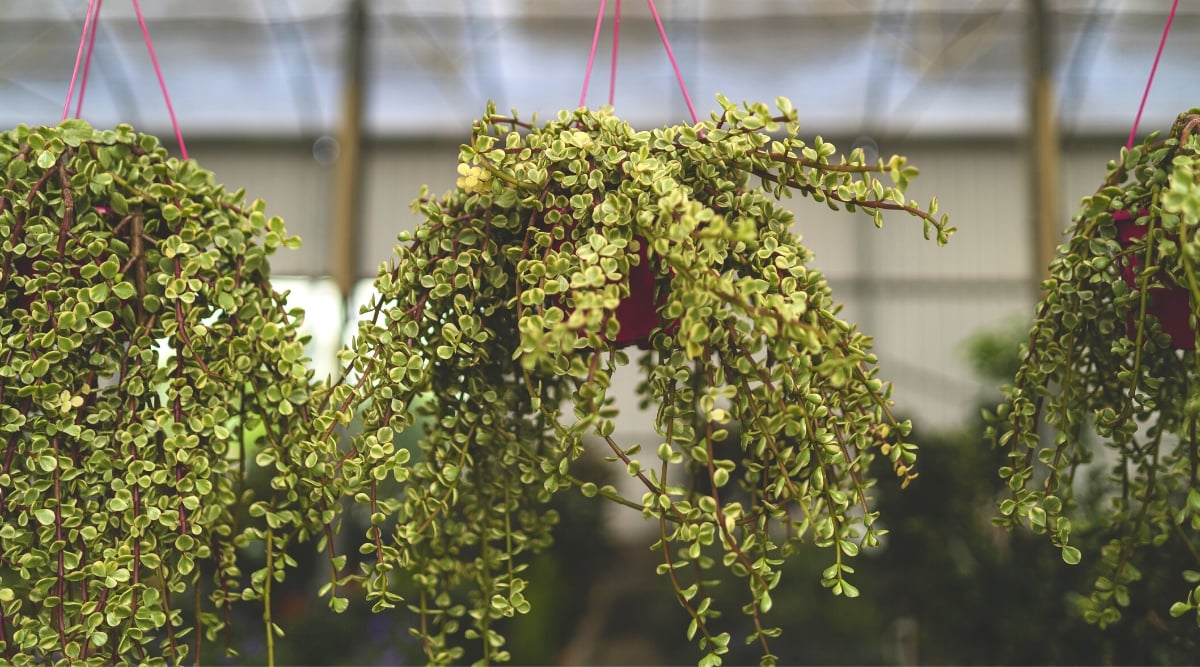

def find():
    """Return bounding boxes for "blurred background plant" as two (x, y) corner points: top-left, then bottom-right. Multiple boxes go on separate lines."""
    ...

(192, 317), (1200, 666)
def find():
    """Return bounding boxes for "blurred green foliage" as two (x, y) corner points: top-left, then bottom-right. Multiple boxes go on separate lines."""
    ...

(202, 318), (1200, 665)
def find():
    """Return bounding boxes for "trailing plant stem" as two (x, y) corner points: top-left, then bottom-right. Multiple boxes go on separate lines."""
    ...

(52, 436), (67, 657)
(264, 528), (276, 667)
(658, 512), (718, 649)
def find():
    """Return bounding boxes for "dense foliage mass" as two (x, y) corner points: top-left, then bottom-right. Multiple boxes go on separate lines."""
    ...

(989, 109), (1200, 629)
(318, 97), (952, 665)
(0, 121), (327, 665)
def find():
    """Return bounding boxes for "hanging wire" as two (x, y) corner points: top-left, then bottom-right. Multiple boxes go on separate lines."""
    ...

(645, 0), (698, 124)
(73, 0), (104, 119)
(54, 0), (143, 127)
(62, 0), (100, 120)
(63, 0), (188, 158)
(395, 5), (477, 112)
(875, 5), (1006, 140)
(130, 0), (188, 159)
(579, 0), (697, 123)
(1125, 0), (1180, 151)
(466, 0), (508, 111)
(860, 0), (906, 132)
(609, 0), (621, 106)
(579, 0), (608, 108)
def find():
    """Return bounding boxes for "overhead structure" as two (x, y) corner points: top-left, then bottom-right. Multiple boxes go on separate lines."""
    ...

(330, 0), (368, 303)
(1028, 0), (1064, 294)
(0, 1), (1197, 140)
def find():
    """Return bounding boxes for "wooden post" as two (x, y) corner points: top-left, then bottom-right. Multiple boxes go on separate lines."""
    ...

(1028, 0), (1062, 296)
(330, 0), (367, 304)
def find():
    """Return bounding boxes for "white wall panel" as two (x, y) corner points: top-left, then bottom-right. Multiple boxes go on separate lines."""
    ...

(359, 143), (460, 272)
(187, 143), (334, 276)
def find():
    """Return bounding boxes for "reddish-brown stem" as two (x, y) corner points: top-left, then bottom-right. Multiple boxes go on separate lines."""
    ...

(72, 403), (91, 660)
(314, 287), (409, 419)
(0, 156), (57, 293)
(173, 256), (189, 537)
(156, 564), (181, 663)
(56, 160), (76, 257)
(752, 166), (942, 228)
(110, 337), (146, 632)
(0, 144), (32, 215)
(19, 157), (58, 225)
(51, 436), (68, 656)
(701, 355), (773, 657)
(86, 588), (109, 660)
(722, 322), (807, 502)
(0, 605), (9, 662)
(485, 115), (535, 130)
(194, 584), (202, 667)
(657, 512), (717, 646)
(132, 213), (147, 323)
(110, 213), (132, 237)
(323, 523), (342, 600)
(369, 478), (385, 562)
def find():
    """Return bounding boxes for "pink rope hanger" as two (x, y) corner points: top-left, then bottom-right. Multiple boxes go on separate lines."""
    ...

(610, 0), (621, 106)
(74, 0), (104, 120)
(578, 0), (608, 108)
(62, 0), (102, 122)
(645, 0), (697, 124)
(63, 0), (189, 160)
(579, 0), (698, 124)
(131, 0), (188, 159)
(1125, 0), (1180, 151)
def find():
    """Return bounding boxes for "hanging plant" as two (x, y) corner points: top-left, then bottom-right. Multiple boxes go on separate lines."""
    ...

(318, 96), (952, 665)
(988, 109), (1200, 629)
(0, 120), (333, 665)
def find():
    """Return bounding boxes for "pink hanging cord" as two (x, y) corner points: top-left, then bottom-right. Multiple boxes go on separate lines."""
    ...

(74, 0), (105, 119)
(645, 0), (698, 125)
(608, 0), (621, 106)
(131, 0), (188, 160)
(579, 0), (608, 108)
(1125, 0), (1179, 151)
(62, 0), (101, 121)
(579, 0), (697, 123)
(63, 0), (188, 160)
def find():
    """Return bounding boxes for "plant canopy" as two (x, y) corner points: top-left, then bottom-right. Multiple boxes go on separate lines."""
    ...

(989, 109), (1200, 630)
(316, 96), (953, 665)
(0, 120), (329, 665)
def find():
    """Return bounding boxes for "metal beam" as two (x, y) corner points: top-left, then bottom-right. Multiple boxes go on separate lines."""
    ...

(1028, 0), (1062, 296)
(330, 0), (367, 302)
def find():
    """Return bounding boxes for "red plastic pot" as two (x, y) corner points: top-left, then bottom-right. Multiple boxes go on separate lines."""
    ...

(611, 243), (675, 349)
(1115, 209), (1195, 349)
(552, 237), (675, 350)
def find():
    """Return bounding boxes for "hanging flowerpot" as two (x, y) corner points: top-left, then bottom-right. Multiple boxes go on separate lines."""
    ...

(0, 4), (363, 659)
(0, 120), (336, 666)
(989, 108), (1200, 631)
(324, 97), (954, 665)
(1114, 208), (1194, 349)
(611, 243), (673, 347)
(547, 231), (675, 348)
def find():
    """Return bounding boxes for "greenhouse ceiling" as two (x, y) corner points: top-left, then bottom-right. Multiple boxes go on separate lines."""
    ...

(0, 0), (1197, 140)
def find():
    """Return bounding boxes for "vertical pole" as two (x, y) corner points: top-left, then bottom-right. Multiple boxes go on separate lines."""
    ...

(331, 0), (367, 304)
(1028, 0), (1061, 296)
